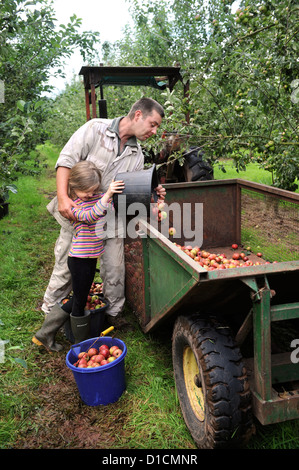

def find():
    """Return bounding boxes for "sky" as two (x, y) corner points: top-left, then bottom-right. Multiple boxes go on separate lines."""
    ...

(49, 0), (132, 94)
(48, 0), (240, 95)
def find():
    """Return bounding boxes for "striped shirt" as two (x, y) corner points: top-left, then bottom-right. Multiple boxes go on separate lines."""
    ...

(68, 194), (111, 258)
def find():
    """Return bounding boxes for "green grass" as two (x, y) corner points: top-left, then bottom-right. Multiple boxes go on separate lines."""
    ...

(214, 159), (299, 193)
(0, 143), (298, 450)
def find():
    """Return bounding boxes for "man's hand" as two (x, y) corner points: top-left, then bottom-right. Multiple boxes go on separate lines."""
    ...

(56, 166), (77, 221)
(154, 184), (166, 202)
(57, 195), (77, 221)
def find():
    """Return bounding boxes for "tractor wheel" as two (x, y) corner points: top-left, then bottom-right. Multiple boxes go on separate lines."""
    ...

(172, 314), (254, 449)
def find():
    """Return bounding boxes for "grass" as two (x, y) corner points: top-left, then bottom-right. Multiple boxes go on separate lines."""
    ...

(0, 142), (298, 450)
(214, 159), (299, 193)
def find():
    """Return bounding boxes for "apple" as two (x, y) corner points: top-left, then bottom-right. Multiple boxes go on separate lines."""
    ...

(232, 244), (238, 249)
(92, 354), (105, 363)
(87, 348), (98, 357)
(169, 227), (176, 236)
(112, 348), (123, 358)
(109, 345), (118, 355)
(108, 356), (116, 363)
(232, 253), (240, 260)
(100, 348), (110, 359)
(78, 352), (89, 360)
(157, 201), (165, 211)
(100, 359), (108, 366)
(256, 252), (262, 257)
(78, 358), (88, 368)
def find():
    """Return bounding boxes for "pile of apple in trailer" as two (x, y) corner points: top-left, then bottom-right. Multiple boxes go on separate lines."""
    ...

(62, 282), (105, 310)
(173, 243), (276, 271)
(74, 344), (123, 368)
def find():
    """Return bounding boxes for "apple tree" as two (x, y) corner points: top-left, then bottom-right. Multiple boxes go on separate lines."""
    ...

(102, 0), (298, 190)
(0, 0), (100, 201)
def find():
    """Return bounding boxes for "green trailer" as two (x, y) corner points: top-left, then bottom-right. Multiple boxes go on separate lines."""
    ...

(124, 178), (299, 449)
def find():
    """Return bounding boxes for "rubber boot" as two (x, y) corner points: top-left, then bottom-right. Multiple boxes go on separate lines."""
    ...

(32, 304), (70, 352)
(70, 311), (91, 344)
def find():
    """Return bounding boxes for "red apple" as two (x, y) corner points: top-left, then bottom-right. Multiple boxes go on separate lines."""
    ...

(109, 345), (118, 355)
(87, 348), (98, 357)
(232, 253), (240, 260)
(256, 252), (262, 257)
(78, 358), (88, 368)
(112, 348), (122, 358)
(78, 352), (89, 360)
(100, 359), (109, 366)
(92, 354), (105, 363)
(100, 348), (110, 359)
(232, 244), (238, 249)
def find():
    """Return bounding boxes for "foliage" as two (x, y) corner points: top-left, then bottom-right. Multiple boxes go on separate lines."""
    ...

(0, 0), (100, 199)
(44, 79), (87, 147)
(99, 0), (298, 190)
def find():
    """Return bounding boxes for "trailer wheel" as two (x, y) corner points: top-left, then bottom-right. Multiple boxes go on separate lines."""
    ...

(172, 314), (254, 449)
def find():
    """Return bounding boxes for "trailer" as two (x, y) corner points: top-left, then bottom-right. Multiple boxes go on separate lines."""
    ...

(124, 178), (299, 449)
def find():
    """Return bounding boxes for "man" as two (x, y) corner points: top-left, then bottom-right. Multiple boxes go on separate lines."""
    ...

(41, 97), (166, 332)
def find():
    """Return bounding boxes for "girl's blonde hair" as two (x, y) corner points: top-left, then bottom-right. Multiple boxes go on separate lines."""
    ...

(68, 161), (102, 199)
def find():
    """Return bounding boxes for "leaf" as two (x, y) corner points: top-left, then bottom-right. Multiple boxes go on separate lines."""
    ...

(12, 357), (27, 369)
(17, 100), (26, 112)
(5, 185), (18, 194)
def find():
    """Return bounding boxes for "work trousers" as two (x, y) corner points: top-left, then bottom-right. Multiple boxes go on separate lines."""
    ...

(42, 226), (125, 317)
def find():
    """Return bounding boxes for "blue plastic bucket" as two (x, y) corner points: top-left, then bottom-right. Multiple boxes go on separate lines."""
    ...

(66, 337), (127, 406)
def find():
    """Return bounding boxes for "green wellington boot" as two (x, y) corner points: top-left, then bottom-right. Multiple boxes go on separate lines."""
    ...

(32, 304), (70, 352)
(70, 311), (91, 344)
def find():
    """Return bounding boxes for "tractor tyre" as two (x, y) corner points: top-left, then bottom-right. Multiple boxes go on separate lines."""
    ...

(172, 314), (254, 449)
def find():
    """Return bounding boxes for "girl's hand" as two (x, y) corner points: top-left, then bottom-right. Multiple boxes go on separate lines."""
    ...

(101, 180), (125, 205)
(106, 180), (125, 198)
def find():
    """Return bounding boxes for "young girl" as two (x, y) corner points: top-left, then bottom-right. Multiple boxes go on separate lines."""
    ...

(32, 161), (124, 350)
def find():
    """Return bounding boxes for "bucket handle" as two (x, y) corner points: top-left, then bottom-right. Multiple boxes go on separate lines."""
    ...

(71, 326), (115, 359)
(100, 326), (114, 337)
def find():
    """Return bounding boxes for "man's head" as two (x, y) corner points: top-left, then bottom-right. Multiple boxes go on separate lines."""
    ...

(128, 97), (165, 120)
(127, 97), (164, 141)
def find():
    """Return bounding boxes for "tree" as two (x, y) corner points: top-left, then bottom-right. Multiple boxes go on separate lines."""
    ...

(0, 0), (100, 200)
(100, 0), (298, 190)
